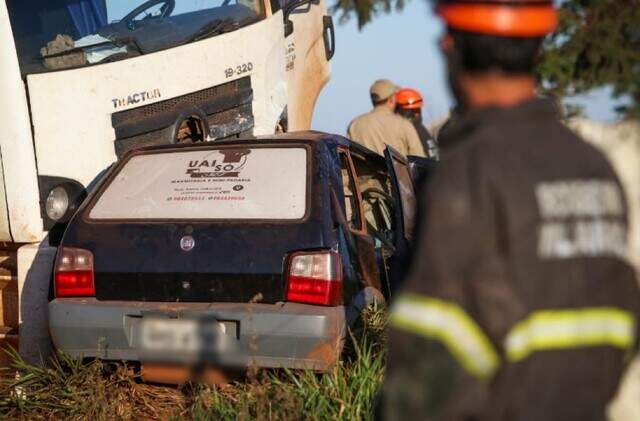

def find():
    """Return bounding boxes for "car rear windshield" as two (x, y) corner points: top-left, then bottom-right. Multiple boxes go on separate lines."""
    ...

(88, 146), (308, 221)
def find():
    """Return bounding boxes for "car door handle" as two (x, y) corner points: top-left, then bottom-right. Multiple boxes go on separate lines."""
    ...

(323, 15), (335, 61)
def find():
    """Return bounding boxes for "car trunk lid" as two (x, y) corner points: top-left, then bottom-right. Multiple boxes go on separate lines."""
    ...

(89, 223), (325, 303)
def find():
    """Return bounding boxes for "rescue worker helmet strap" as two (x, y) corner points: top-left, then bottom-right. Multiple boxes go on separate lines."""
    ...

(437, 2), (558, 37)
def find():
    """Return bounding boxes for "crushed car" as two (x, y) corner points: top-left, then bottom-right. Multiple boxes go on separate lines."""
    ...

(48, 131), (425, 379)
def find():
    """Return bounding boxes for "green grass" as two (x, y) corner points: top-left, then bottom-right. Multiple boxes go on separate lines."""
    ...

(0, 307), (387, 420)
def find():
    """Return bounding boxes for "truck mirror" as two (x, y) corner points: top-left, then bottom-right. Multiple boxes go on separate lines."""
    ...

(285, 20), (294, 37)
(322, 15), (335, 61)
(283, 0), (315, 37)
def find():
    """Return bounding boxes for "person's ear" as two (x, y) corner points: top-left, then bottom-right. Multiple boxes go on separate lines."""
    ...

(440, 33), (454, 54)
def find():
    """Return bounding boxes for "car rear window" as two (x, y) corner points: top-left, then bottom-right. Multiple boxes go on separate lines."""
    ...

(88, 146), (308, 221)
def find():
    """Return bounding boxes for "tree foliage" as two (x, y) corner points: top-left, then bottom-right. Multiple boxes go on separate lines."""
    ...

(333, 0), (640, 118)
(538, 0), (640, 118)
(331, 0), (406, 29)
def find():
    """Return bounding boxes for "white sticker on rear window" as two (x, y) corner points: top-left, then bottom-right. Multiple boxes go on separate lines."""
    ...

(89, 147), (307, 220)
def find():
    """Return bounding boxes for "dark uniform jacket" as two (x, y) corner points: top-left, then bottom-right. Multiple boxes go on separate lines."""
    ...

(384, 99), (640, 421)
(411, 120), (439, 160)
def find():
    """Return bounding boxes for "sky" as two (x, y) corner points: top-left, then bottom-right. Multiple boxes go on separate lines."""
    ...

(312, 0), (625, 136)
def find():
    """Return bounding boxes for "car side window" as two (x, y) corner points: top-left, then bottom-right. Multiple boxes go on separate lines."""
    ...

(339, 153), (362, 231)
(350, 154), (395, 242)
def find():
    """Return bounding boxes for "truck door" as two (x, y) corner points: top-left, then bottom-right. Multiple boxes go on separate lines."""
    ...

(283, 0), (334, 130)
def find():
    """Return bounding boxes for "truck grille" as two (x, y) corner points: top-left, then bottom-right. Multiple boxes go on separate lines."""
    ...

(112, 77), (254, 158)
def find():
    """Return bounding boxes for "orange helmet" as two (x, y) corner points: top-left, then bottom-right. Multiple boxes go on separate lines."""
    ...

(436, 0), (557, 37)
(395, 88), (424, 110)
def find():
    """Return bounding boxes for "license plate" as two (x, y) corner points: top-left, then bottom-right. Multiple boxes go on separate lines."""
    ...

(139, 318), (226, 353)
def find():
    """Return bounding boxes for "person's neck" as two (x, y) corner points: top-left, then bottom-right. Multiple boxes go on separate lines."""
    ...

(374, 102), (394, 112)
(459, 72), (537, 110)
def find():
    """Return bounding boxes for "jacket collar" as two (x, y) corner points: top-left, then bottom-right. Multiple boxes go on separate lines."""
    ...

(440, 97), (560, 149)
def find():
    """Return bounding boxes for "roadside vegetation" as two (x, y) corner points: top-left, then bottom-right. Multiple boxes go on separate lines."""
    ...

(0, 307), (386, 420)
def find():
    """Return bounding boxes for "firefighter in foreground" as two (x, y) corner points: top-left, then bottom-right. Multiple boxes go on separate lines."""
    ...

(395, 88), (439, 159)
(348, 79), (426, 157)
(383, 1), (640, 420)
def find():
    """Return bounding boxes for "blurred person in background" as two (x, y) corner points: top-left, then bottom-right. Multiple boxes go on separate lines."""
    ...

(395, 88), (439, 159)
(382, 0), (640, 420)
(429, 105), (464, 149)
(348, 79), (426, 157)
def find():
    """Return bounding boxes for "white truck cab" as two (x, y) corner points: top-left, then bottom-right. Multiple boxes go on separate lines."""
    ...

(0, 0), (333, 364)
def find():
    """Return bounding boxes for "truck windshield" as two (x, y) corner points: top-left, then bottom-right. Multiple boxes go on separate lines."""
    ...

(6, 0), (265, 75)
(88, 146), (308, 221)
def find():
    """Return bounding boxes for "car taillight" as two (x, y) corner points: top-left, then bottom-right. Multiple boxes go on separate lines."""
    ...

(54, 246), (95, 297)
(286, 251), (342, 306)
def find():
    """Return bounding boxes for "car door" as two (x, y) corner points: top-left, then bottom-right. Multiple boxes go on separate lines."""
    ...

(384, 146), (417, 245)
(336, 150), (382, 293)
(349, 151), (397, 297)
(283, 0), (334, 130)
(383, 145), (418, 295)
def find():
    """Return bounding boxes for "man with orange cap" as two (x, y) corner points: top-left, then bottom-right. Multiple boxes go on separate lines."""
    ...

(383, 1), (640, 420)
(395, 88), (439, 159)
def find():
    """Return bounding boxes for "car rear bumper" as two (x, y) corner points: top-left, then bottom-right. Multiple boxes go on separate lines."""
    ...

(49, 298), (346, 371)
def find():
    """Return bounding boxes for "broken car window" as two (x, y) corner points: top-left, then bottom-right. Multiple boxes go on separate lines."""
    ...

(339, 153), (362, 231)
(351, 155), (394, 238)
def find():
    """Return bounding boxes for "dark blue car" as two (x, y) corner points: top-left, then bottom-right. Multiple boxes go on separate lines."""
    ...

(48, 131), (422, 381)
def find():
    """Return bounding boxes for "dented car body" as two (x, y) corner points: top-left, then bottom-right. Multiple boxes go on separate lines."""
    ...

(48, 132), (420, 371)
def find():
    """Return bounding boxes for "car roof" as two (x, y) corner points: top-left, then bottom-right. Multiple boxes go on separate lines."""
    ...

(121, 131), (385, 165)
